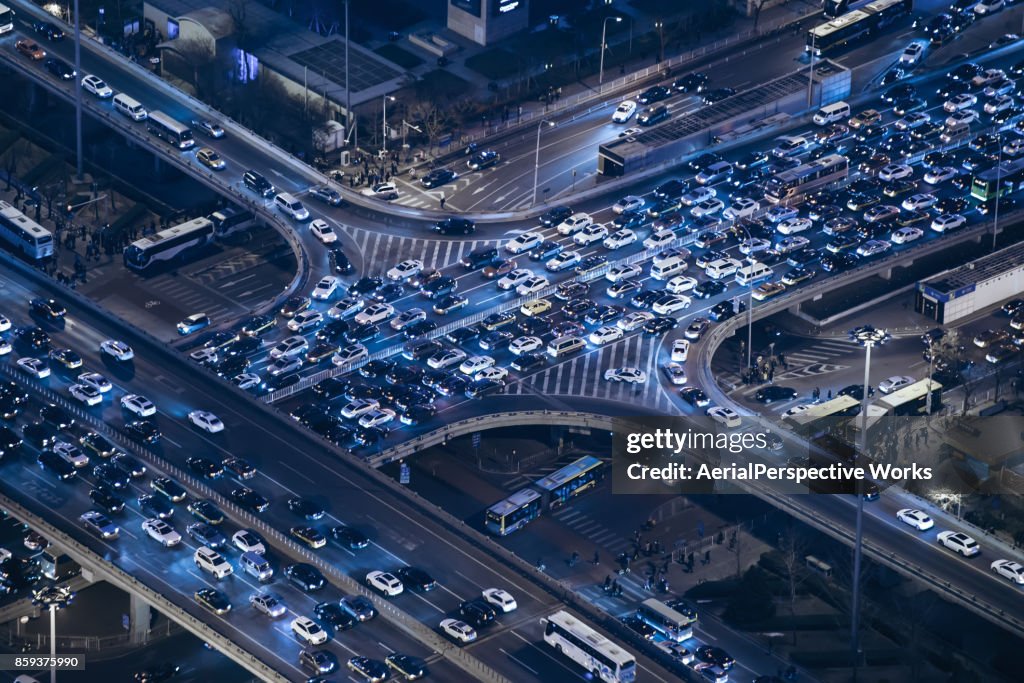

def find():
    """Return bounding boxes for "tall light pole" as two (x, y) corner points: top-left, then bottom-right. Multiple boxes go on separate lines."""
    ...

(735, 222), (756, 373)
(807, 33), (817, 108)
(532, 119), (555, 207)
(598, 16), (622, 85)
(847, 324), (890, 682)
(992, 133), (1003, 252)
(654, 20), (664, 64)
(382, 95), (395, 155)
(345, 0), (353, 150)
(74, 0), (83, 179)
(32, 584), (75, 683)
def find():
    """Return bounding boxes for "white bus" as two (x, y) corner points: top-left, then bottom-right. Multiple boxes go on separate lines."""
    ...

(636, 599), (695, 642)
(123, 217), (214, 270)
(0, 200), (54, 260)
(0, 4), (14, 34)
(209, 206), (257, 237)
(147, 111), (194, 149)
(542, 610), (636, 683)
(764, 154), (848, 205)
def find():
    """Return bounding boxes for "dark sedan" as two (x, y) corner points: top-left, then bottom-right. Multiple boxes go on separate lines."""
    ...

(754, 386), (798, 403)
(396, 566), (437, 591)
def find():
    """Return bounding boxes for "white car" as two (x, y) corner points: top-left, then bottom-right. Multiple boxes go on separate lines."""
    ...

(250, 592), (287, 618)
(776, 217), (812, 235)
(690, 198), (724, 217)
(1003, 137), (1024, 157)
(360, 182), (399, 200)
(460, 356), (495, 376)
(509, 336), (543, 355)
(924, 166), (957, 184)
(774, 236), (811, 254)
(81, 74), (113, 98)
(516, 275), (549, 297)
(440, 618), (478, 643)
(974, 0), (1004, 15)
(618, 311), (654, 332)
(682, 186), (716, 206)
(723, 197), (759, 221)
(270, 336), (308, 360)
(232, 529), (266, 554)
(783, 404), (811, 419)
(944, 93), (978, 113)
(100, 339), (134, 361)
(328, 296), (363, 319)
(937, 531), (981, 557)
(359, 408), (396, 429)
(142, 518), (181, 547)
(427, 348), (467, 369)
(189, 347), (218, 365)
(482, 587), (517, 612)
(878, 375), (915, 393)
(877, 163), (913, 182)
(902, 193), (936, 211)
(497, 269), (534, 290)
(896, 508), (934, 531)
(121, 393), (156, 417)
(355, 303), (395, 326)
(476, 367), (508, 383)
(0, 314), (9, 332)
(643, 229), (676, 251)
(856, 240), (891, 257)
(292, 616), (329, 645)
(194, 547), (233, 579)
(546, 251), (581, 272)
(78, 371), (112, 393)
(556, 212), (593, 235)
(603, 228), (637, 250)
(985, 94), (1014, 114)
(899, 42), (924, 65)
(931, 214), (966, 233)
(612, 100), (638, 123)
(505, 231), (544, 254)
(387, 259), (423, 282)
(16, 357), (49, 378)
(311, 276), (341, 300)
(54, 441), (89, 467)
(574, 224), (609, 246)
(671, 339), (690, 362)
(662, 362), (687, 385)
(287, 310), (323, 332)
(606, 264), (642, 283)
(0, 337), (8, 357)
(945, 110), (978, 127)
(613, 195), (645, 214)
(890, 226), (923, 244)
(309, 219), (337, 244)
(765, 205), (799, 223)
(772, 134), (809, 157)
(391, 308), (427, 331)
(366, 570), (404, 596)
(707, 406), (741, 428)
(604, 367), (647, 383)
(233, 372), (262, 391)
(895, 112), (929, 130)
(590, 326), (624, 346)
(341, 398), (380, 419)
(666, 275), (698, 294)
(267, 356), (302, 377)
(652, 295), (691, 315)
(991, 559), (1024, 584)
(333, 344), (368, 367)
(69, 383), (102, 406)
(188, 410), (225, 433)
(738, 238), (772, 256)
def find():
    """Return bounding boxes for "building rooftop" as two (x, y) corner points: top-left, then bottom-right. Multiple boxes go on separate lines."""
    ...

(922, 241), (1024, 294)
(181, 7), (233, 41)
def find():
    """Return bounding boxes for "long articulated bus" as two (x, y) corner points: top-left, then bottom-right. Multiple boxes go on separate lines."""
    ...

(783, 394), (862, 433)
(484, 455), (606, 535)
(123, 217), (214, 270)
(971, 157), (1024, 202)
(764, 154), (849, 205)
(147, 111), (195, 150)
(874, 379), (942, 416)
(542, 610), (637, 683)
(0, 4), (14, 34)
(635, 599), (695, 642)
(0, 200), (54, 260)
(806, 0), (913, 55)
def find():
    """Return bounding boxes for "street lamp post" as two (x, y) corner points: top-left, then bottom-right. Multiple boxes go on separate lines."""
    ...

(382, 96), (395, 155)
(847, 325), (890, 682)
(74, 0), (83, 179)
(32, 584), (74, 683)
(734, 222), (756, 374)
(532, 120), (555, 207)
(598, 16), (623, 85)
(655, 20), (664, 63)
(992, 134), (1003, 252)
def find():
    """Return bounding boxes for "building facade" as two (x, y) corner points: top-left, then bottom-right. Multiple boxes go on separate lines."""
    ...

(915, 242), (1024, 324)
(447, 0), (529, 46)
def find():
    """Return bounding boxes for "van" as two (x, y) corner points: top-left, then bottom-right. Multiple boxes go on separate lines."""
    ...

(650, 255), (688, 280)
(239, 551), (273, 581)
(547, 335), (585, 358)
(274, 192), (309, 221)
(243, 169), (276, 198)
(695, 161), (733, 185)
(706, 258), (741, 279)
(113, 93), (148, 121)
(813, 101), (850, 125)
(735, 262), (773, 286)
(940, 121), (970, 145)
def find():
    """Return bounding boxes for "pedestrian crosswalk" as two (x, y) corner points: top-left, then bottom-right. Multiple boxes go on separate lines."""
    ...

(337, 224), (504, 273)
(501, 333), (683, 415)
(548, 506), (634, 558)
(719, 338), (859, 395)
(129, 272), (246, 322)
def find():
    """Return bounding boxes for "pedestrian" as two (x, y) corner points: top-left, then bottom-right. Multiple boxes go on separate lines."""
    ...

(703, 550), (711, 565)
(569, 551), (579, 567)
(592, 550), (600, 565)
(716, 531), (724, 546)
(439, 193), (446, 210)
(812, 387), (820, 401)
(827, 389), (833, 400)
(644, 577), (652, 591)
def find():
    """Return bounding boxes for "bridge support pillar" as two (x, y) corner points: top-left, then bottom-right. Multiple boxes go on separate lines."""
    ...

(879, 267), (892, 281)
(129, 593), (152, 645)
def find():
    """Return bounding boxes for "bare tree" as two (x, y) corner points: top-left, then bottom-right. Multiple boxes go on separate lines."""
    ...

(750, 0), (772, 31)
(169, 37), (216, 97)
(929, 329), (978, 414)
(778, 525), (809, 645)
(408, 101), (451, 156)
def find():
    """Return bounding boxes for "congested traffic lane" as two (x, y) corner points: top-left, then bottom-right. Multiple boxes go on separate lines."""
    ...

(0, 271), (689, 682)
